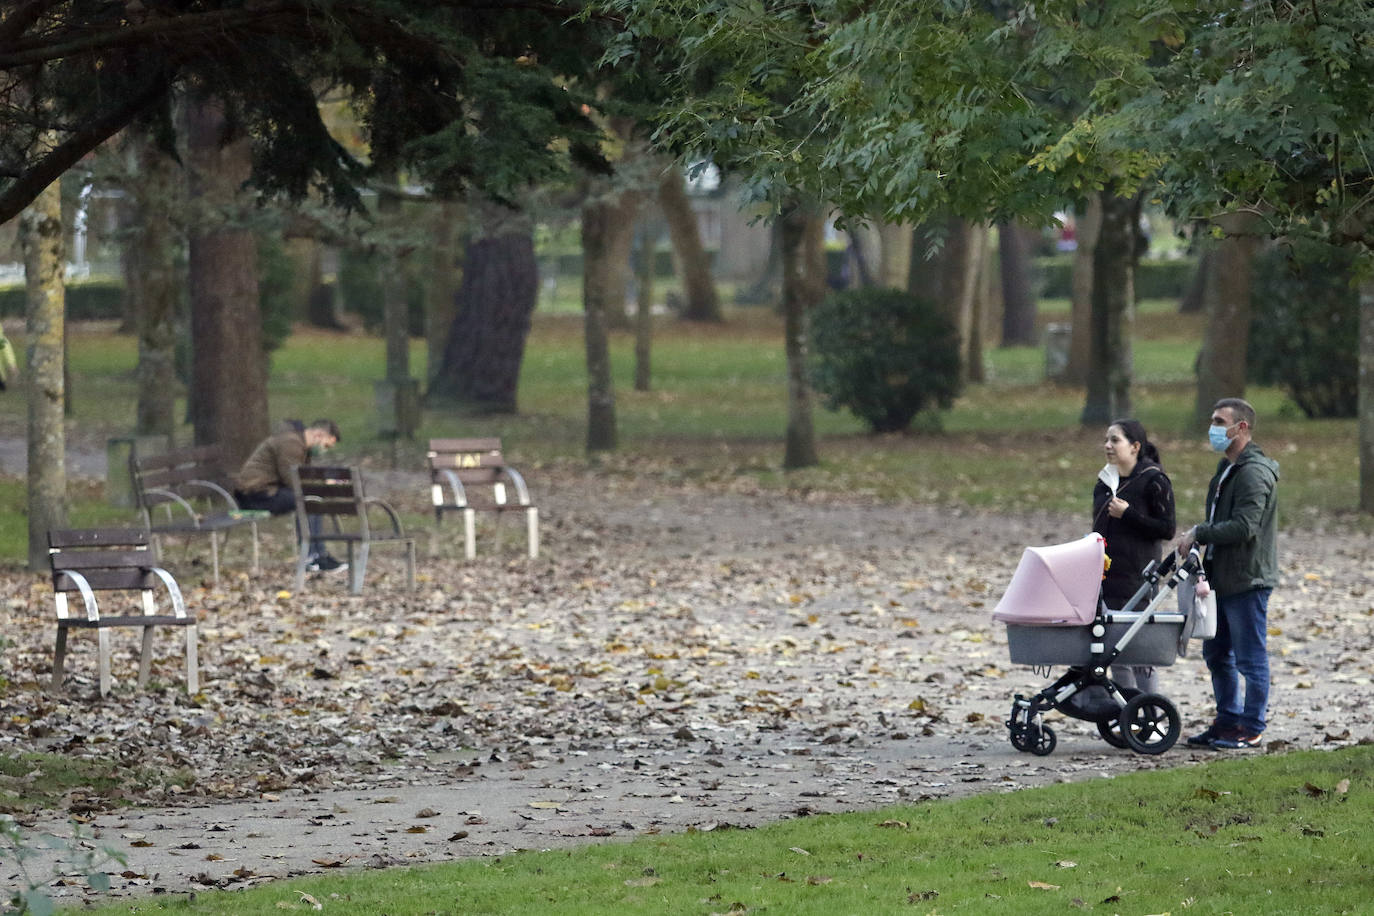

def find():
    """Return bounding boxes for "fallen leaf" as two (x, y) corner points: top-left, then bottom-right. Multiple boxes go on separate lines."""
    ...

(1028, 881), (1060, 890)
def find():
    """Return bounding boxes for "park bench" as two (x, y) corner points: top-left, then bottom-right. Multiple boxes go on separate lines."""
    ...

(427, 437), (539, 559)
(47, 528), (198, 697)
(129, 443), (262, 584)
(290, 465), (417, 595)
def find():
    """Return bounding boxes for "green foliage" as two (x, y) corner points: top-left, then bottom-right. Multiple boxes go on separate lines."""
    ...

(256, 231), (296, 353)
(1033, 256), (1196, 300)
(1, 819), (125, 914)
(1248, 241), (1358, 418)
(338, 248), (425, 336)
(0, 279), (124, 321)
(808, 288), (962, 433)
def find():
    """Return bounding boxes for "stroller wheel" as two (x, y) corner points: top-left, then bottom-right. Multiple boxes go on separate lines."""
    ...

(1028, 724), (1057, 756)
(1096, 718), (1130, 749)
(1120, 693), (1181, 755)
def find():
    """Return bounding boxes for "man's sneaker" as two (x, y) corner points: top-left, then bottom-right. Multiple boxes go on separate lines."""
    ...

(1185, 725), (1227, 747)
(1210, 732), (1262, 750)
(306, 554), (348, 573)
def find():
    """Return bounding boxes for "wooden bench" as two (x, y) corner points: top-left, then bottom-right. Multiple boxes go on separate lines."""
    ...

(129, 444), (262, 584)
(48, 528), (198, 697)
(290, 465), (417, 595)
(427, 438), (539, 559)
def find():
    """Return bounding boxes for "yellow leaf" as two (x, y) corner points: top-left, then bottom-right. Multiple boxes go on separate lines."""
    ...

(276, 590), (292, 600)
(1028, 880), (1060, 890)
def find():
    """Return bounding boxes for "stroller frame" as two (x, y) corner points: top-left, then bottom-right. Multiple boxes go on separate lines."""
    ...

(1005, 549), (1202, 756)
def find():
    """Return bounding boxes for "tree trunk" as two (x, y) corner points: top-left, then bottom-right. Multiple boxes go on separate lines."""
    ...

(185, 99), (270, 468)
(780, 196), (824, 470)
(125, 126), (182, 442)
(582, 195), (620, 452)
(21, 169), (66, 570)
(998, 221), (1038, 346)
(1179, 245), (1213, 314)
(1360, 276), (1374, 512)
(958, 223), (989, 383)
(634, 213), (661, 392)
(305, 244), (346, 329)
(1081, 189), (1139, 426)
(424, 206), (537, 412)
(1193, 232), (1255, 427)
(659, 163), (721, 322)
(1067, 197), (1102, 384)
(911, 217), (986, 384)
(425, 200), (462, 390)
(876, 220), (912, 290)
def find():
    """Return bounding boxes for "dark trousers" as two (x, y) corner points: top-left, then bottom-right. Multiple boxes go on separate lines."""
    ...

(234, 487), (326, 557)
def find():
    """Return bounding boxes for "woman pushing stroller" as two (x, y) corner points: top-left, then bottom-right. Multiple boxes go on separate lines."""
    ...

(1092, 419), (1176, 695)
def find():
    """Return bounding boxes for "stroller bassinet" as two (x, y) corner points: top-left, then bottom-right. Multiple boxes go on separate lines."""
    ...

(992, 534), (1201, 756)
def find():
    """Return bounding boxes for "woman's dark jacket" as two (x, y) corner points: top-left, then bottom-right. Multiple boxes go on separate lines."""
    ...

(1092, 459), (1177, 609)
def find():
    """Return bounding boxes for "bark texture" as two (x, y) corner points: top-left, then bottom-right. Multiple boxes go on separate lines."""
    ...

(1361, 277), (1374, 512)
(634, 214), (662, 392)
(659, 164), (721, 322)
(1081, 189), (1139, 426)
(581, 185), (644, 451)
(1193, 231), (1255, 428)
(125, 127), (182, 442)
(424, 201), (462, 390)
(1067, 197), (1103, 384)
(425, 208), (538, 413)
(21, 171), (67, 570)
(185, 98), (270, 468)
(780, 198), (825, 470)
(876, 221), (912, 290)
(998, 222), (1037, 346)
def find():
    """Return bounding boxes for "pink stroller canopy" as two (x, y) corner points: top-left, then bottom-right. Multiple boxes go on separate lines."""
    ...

(992, 535), (1104, 626)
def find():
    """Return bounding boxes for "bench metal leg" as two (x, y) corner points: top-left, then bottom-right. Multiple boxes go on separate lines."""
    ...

(527, 507), (539, 559)
(463, 508), (476, 560)
(294, 536), (310, 593)
(209, 531), (221, 585)
(137, 626), (155, 687)
(185, 625), (199, 694)
(405, 540), (416, 590)
(351, 542), (368, 595)
(249, 520), (260, 574)
(52, 627), (68, 692)
(97, 628), (113, 697)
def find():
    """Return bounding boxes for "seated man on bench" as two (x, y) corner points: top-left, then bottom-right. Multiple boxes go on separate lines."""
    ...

(233, 418), (348, 573)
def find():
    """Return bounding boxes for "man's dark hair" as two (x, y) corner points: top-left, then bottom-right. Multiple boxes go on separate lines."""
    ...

(309, 418), (342, 442)
(1213, 398), (1256, 430)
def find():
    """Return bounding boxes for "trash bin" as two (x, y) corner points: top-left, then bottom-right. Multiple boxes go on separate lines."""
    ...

(1044, 323), (1072, 382)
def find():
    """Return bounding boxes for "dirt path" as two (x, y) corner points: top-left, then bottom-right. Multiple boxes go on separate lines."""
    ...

(4, 469), (1372, 905)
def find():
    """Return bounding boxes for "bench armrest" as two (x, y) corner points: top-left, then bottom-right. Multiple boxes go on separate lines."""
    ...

(142, 487), (201, 525)
(433, 468), (469, 508)
(53, 569), (100, 622)
(178, 478), (238, 509)
(498, 466), (534, 506)
(363, 497), (407, 535)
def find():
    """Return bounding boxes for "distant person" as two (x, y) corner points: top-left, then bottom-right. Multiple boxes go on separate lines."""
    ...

(1092, 419), (1176, 695)
(1172, 398), (1280, 750)
(234, 418), (347, 572)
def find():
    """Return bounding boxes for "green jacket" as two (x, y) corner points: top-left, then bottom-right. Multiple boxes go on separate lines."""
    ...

(1195, 442), (1280, 597)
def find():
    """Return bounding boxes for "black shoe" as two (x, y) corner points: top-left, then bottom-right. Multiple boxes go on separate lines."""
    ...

(306, 554), (348, 573)
(1186, 725), (1228, 747)
(1210, 732), (1262, 750)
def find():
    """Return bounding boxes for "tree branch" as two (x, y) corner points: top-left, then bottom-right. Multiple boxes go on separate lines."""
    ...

(0, 0), (65, 49)
(0, 77), (168, 225)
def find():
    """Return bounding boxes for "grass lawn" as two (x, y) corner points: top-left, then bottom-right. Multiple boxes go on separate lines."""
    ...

(79, 744), (1374, 915)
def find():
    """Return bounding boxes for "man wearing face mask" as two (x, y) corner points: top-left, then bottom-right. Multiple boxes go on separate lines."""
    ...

(234, 418), (348, 572)
(1171, 398), (1280, 750)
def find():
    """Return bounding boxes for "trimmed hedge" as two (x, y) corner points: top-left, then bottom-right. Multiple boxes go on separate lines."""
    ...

(0, 279), (125, 320)
(1032, 255), (1196, 300)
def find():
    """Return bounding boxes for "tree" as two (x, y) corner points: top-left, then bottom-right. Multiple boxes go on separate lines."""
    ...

(658, 162), (722, 321)
(184, 98), (270, 467)
(20, 158), (65, 570)
(0, 2), (612, 226)
(998, 222), (1037, 346)
(425, 204), (539, 414)
(780, 196), (825, 469)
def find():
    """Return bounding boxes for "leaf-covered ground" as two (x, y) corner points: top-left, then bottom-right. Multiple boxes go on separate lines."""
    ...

(3, 467), (1372, 900)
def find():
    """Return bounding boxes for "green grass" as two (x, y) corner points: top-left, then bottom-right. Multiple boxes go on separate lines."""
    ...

(82, 744), (1374, 914)
(0, 751), (187, 814)
(0, 297), (1360, 566)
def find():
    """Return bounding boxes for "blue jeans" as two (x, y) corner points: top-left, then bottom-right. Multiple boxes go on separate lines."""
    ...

(1201, 588), (1272, 735)
(235, 487), (326, 558)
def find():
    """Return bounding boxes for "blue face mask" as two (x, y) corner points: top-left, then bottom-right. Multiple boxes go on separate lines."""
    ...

(1208, 424), (1232, 452)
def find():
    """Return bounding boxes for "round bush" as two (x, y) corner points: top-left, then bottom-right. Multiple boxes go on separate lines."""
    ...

(808, 287), (963, 433)
(1248, 240), (1357, 419)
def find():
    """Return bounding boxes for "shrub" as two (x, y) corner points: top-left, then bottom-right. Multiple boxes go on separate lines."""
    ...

(1248, 240), (1358, 418)
(808, 288), (962, 433)
(1032, 255), (1196, 300)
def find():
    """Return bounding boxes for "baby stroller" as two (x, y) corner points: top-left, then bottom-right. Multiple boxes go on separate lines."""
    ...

(992, 534), (1202, 756)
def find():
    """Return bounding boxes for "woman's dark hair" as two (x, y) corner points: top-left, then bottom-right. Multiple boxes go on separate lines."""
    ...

(1111, 418), (1161, 467)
